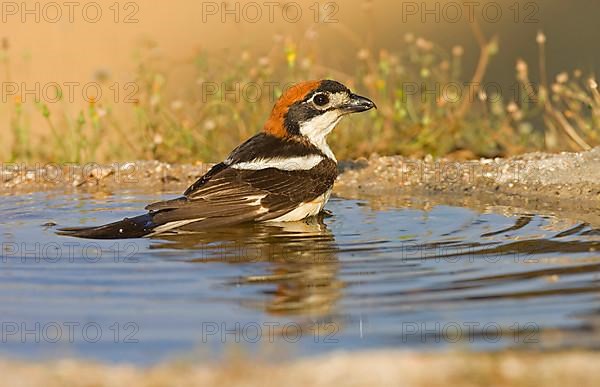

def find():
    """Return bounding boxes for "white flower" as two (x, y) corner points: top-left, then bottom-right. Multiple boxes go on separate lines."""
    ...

(555, 72), (568, 84)
(416, 38), (433, 51)
(357, 49), (370, 61)
(203, 120), (216, 131)
(536, 31), (546, 44)
(258, 57), (270, 67)
(452, 45), (464, 57)
(305, 28), (318, 40)
(170, 100), (183, 110)
(150, 95), (160, 107)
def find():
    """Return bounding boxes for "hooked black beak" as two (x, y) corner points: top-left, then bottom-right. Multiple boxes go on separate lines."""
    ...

(342, 93), (377, 114)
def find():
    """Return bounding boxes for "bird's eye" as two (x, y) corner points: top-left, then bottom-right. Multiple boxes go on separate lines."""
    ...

(313, 93), (330, 107)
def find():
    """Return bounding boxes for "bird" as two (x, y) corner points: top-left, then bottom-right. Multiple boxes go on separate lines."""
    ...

(58, 80), (376, 239)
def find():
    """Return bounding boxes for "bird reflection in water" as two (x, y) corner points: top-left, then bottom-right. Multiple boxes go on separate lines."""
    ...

(149, 214), (343, 318)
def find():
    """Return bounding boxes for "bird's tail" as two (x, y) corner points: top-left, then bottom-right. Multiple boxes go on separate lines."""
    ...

(57, 214), (155, 239)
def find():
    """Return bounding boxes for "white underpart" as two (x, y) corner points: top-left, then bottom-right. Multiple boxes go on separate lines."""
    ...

(230, 155), (324, 171)
(267, 188), (332, 222)
(298, 110), (342, 162)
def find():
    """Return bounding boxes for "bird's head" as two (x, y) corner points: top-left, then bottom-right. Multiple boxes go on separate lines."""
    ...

(264, 80), (376, 152)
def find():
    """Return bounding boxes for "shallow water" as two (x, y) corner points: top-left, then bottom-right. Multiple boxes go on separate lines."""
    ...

(1, 190), (600, 364)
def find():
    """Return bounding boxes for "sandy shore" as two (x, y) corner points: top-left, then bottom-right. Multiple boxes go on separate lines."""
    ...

(1, 350), (600, 387)
(335, 148), (600, 226)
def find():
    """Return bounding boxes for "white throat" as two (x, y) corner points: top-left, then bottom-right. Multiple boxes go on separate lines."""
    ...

(298, 111), (341, 162)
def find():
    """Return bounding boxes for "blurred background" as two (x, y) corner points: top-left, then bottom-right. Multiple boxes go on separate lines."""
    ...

(1, 0), (599, 163)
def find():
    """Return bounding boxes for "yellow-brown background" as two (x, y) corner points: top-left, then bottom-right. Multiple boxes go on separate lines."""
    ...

(1, 0), (598, 158)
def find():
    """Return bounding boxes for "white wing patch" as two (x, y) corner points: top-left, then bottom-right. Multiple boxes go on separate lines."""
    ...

(229, 155), (324, 171)
(146, 218), (206, 237)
